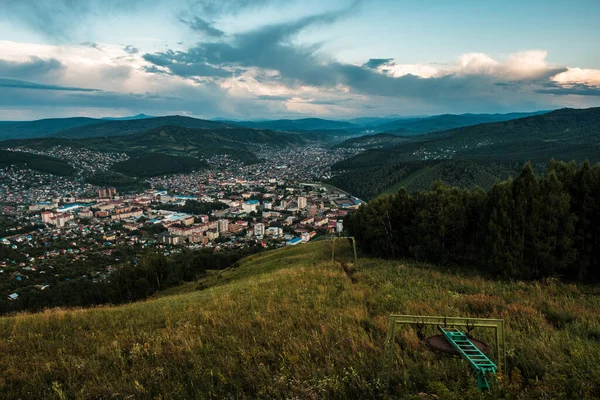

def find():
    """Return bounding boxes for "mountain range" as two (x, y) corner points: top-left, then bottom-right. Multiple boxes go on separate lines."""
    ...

(0, 111), (550, 141)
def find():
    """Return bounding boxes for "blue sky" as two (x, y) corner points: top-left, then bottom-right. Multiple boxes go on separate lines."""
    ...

(0, 0), (599, 120)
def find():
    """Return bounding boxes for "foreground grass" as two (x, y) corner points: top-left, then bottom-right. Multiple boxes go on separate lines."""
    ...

(1, 241), (599, 399)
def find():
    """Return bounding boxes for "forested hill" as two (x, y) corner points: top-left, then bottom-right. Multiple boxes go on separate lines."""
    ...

(329, 107), (600, 199)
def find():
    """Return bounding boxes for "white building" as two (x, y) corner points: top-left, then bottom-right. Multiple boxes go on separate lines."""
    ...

(254, 223), (265, 237)
(242, 200), (260, 213)
(297, 196), (307, 209)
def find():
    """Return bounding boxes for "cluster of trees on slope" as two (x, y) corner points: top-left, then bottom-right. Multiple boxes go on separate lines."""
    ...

(111, 153), (209, 177)
(0, 246), (263, 315)
(345, 160), (600, 281)
(85, 171), (149, 193)
(0, 150), (74, 176)
(328, 160), (525, 200)
(158, 199), (228, 215)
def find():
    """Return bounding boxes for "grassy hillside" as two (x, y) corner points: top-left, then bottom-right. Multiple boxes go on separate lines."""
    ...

(1, 241), (599, 399)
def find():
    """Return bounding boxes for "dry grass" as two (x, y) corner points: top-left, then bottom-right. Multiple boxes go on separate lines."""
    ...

(0, 241), (599, 399)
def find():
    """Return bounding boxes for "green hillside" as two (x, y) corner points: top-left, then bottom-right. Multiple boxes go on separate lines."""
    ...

(1, 241), (599, 399)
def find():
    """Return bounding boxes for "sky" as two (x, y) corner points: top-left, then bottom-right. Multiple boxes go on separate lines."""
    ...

(1, 0), (600, 120)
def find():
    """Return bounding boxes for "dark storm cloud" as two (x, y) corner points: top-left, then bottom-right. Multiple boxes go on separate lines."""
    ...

(124, 45), (139, 55)
(363, 58), (394, 69)
(179, 16), (225, 37)
(0, 78), (101, 92)
(0, 57), (64, 79)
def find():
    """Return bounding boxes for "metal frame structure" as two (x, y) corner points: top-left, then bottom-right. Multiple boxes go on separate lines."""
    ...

(383, 314), (506, 389)
(331, 236), (358, 264)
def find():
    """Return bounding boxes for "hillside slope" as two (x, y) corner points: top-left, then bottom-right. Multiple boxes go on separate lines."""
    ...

(0, 241), (599, 399)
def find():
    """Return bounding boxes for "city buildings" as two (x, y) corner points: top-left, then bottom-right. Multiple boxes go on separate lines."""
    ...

(97, 187), (117, 198)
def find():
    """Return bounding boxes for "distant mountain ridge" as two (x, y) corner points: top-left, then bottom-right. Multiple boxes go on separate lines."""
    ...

(371, 111), (550, 135)
(226, 118), (358, 132)
(0, 117), (102, 140)
(50, 116), (235, 139)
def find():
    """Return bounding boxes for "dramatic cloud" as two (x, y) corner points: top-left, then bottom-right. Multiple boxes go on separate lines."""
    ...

(142, 4), (358, 86)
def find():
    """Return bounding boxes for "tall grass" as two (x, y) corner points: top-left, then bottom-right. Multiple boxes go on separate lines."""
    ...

(0, 241), (599, 399)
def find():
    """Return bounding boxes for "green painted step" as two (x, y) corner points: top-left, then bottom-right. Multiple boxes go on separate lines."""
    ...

(438, 326), (498, 391)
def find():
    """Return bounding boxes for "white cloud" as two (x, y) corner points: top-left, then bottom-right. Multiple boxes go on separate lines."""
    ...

(376, 50), (559, 81)
(551, 67), (600, 87)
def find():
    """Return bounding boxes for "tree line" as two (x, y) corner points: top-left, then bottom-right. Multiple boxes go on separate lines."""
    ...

(345, 160), (600, 282)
